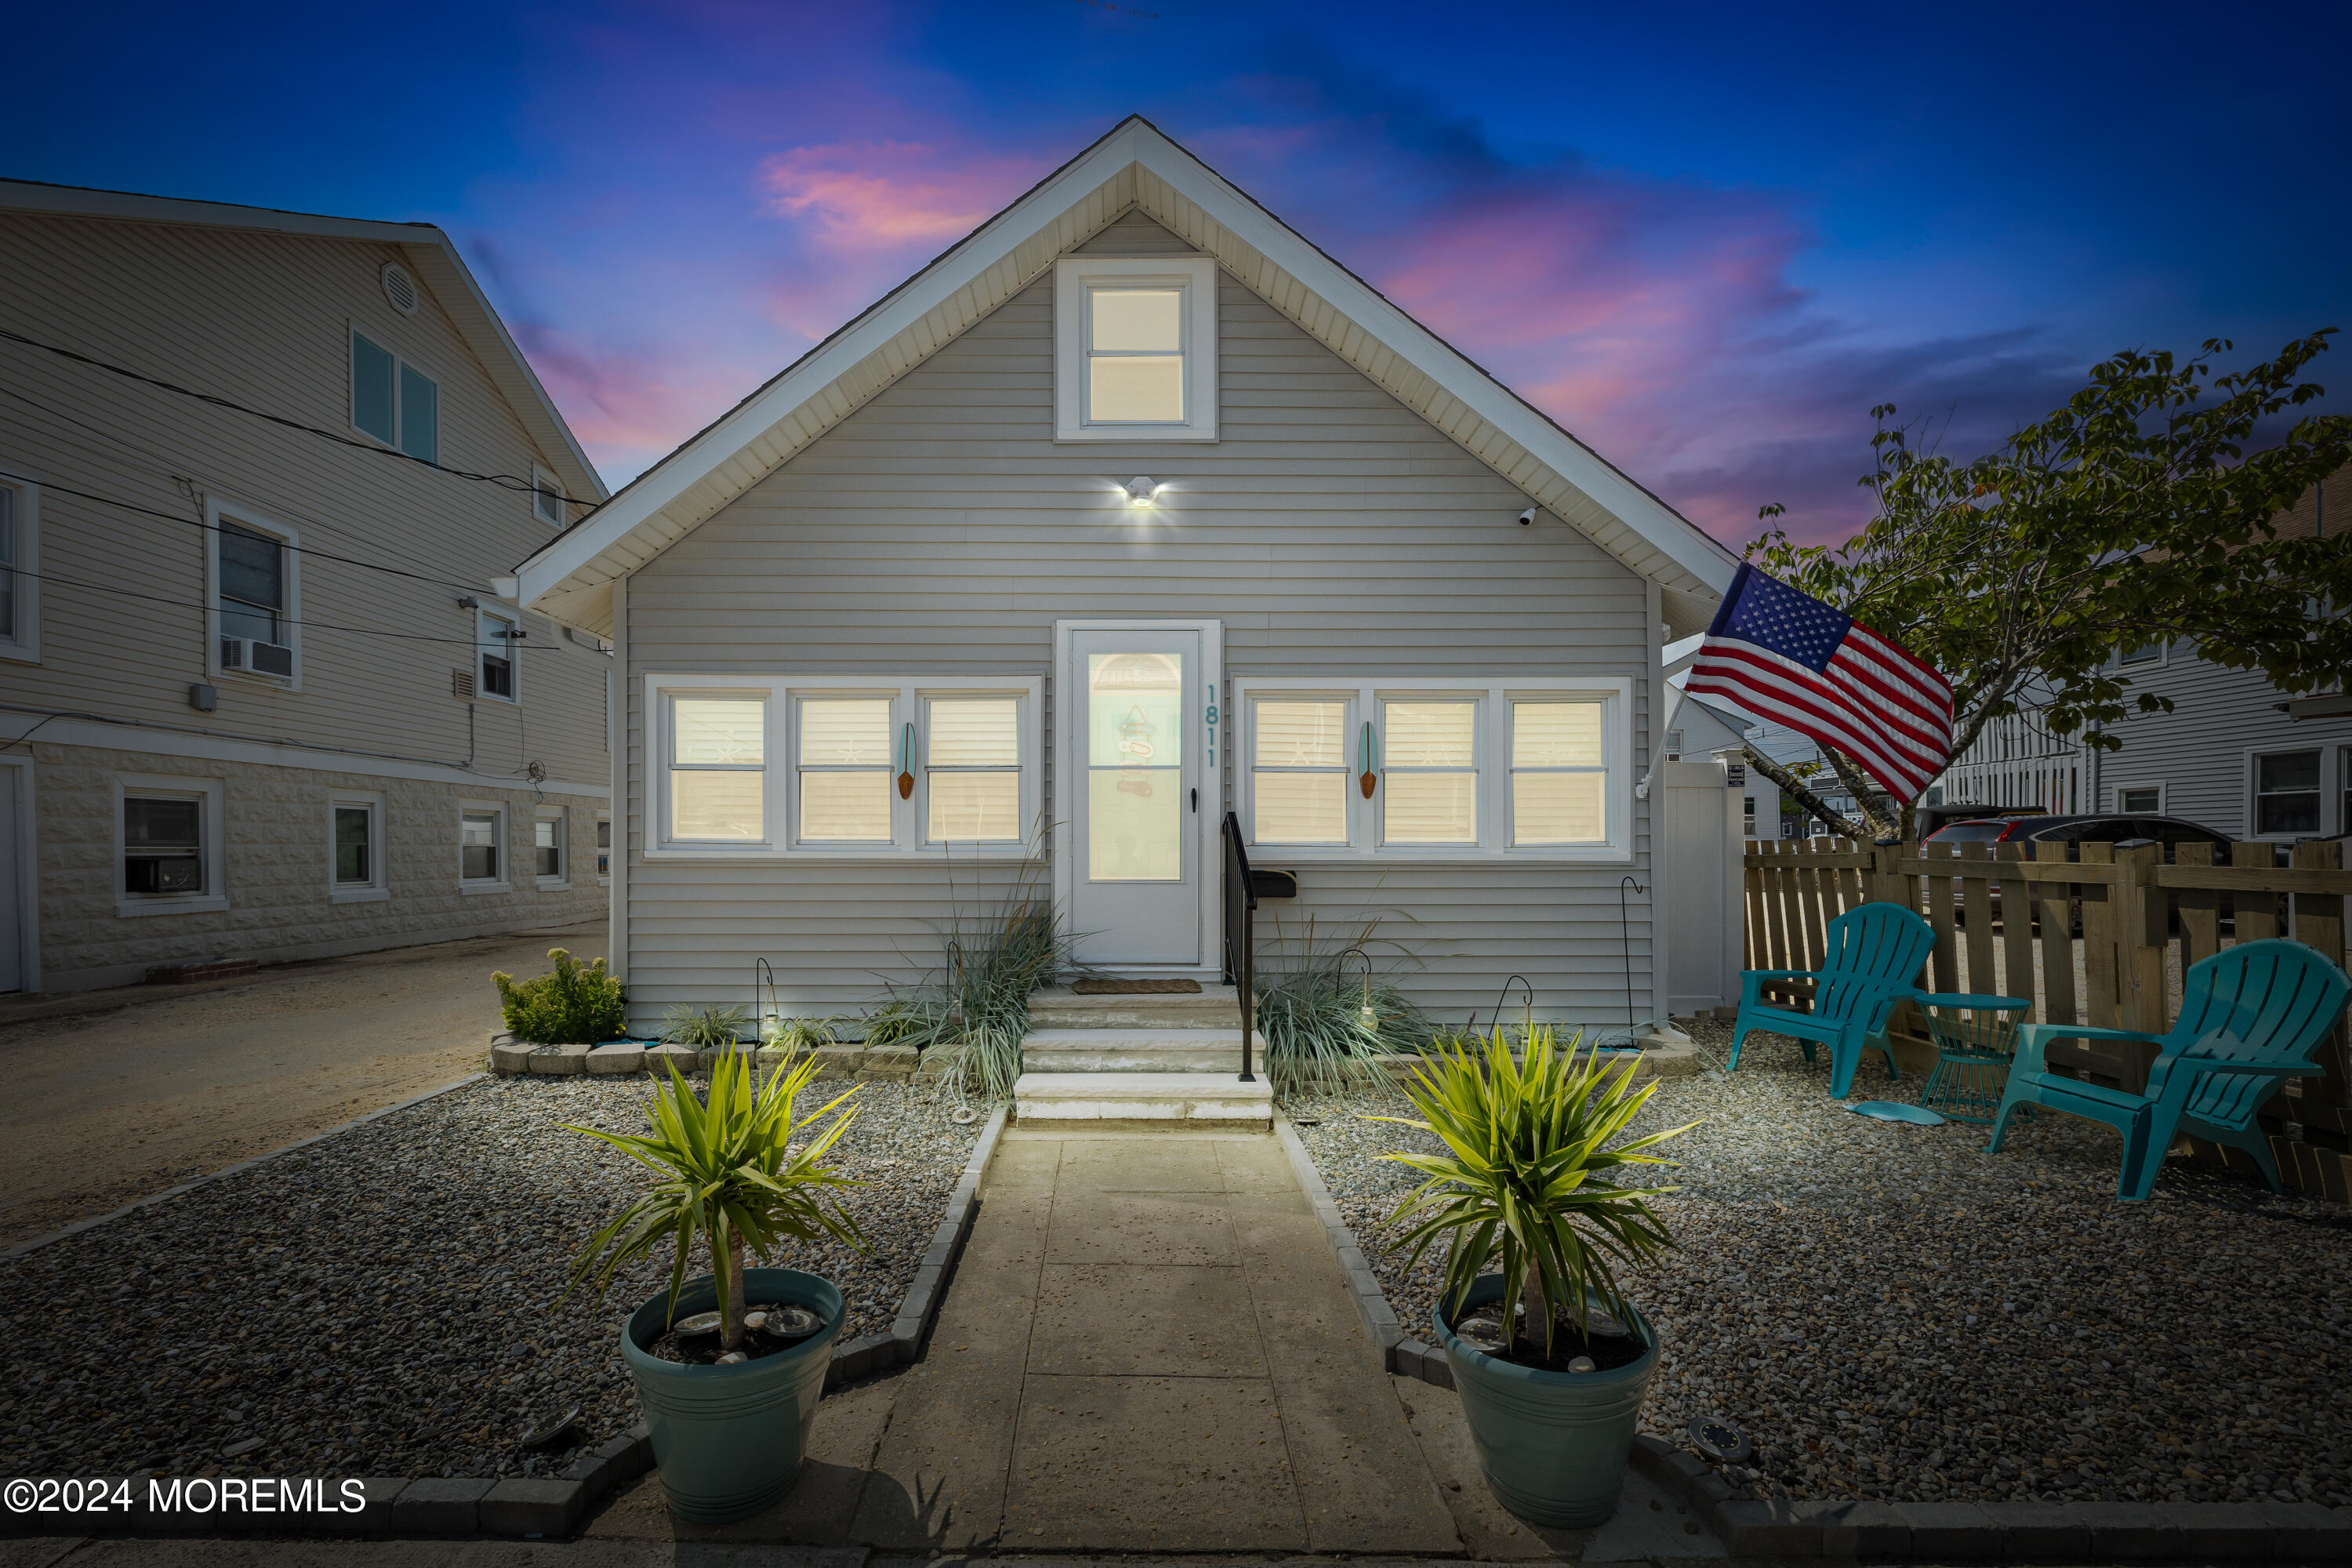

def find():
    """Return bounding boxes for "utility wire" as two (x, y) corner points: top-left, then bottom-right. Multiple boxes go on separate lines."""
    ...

(0, 382), (512, 589)
(0, 467), (491, 594)
(0, 325), (604, 508)
(4, 563), (507, 648)
(0, 701), (473, 774)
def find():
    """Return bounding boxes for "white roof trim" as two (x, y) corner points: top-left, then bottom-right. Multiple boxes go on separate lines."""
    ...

(512, 118), (1736, 634)
(0, 179), (607, 511)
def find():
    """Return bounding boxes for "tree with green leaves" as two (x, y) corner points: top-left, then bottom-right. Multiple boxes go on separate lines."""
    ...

(1740, 330), (2352, 839)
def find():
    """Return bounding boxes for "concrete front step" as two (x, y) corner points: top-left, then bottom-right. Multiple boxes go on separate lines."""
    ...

(1027, 984), (1241, 1030)
(1013, 1069), (1273, 1127)
(1021, 1027), (1266, 1073)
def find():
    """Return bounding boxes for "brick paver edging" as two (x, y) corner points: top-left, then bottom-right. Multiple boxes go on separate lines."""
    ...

(1, 1104), (1007, 1542)
(1269, 1116), (2352, 1563)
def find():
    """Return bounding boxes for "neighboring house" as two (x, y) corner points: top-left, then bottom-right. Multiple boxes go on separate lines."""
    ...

(1933, 482), (2350, 842)
(0, 181), (612, 994)
(1930, 700), (2086, 818)
(515, 118), (1738, 1035)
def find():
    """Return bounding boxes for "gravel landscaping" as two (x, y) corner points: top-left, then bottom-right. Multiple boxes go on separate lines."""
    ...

(0, 1074), (979, 1483)
(1294, 1022), (2352, 1508)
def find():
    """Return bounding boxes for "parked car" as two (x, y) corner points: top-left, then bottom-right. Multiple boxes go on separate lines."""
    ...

(1921, 818), (2021, 846)
(1920, 813), (2238, 932)
(1998, 814), (2236, 858)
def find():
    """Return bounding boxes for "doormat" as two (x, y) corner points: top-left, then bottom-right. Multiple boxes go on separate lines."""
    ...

(1071, 978), (1203, 994)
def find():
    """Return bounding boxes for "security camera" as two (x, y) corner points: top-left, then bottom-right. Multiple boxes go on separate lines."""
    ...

(1517, 507), (1537, 526)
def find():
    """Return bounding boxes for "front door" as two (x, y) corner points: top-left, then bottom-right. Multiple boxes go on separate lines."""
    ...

(1068, 626), (1204, 967)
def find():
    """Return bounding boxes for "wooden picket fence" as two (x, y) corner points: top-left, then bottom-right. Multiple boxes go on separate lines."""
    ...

(1741, 836), (2352, 1203)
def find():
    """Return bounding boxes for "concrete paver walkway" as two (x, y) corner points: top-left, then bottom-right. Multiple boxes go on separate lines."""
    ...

(854, 1127), (1461, 1554)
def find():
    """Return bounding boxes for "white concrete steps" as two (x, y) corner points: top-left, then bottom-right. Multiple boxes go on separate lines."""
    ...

(1026, 984), (1241, 1030)
(1012, 1069), (1273, 1126)
(1019, 1026), (1268, 1073)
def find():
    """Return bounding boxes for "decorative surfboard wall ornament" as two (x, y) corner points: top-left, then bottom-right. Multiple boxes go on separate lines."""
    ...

(1359, 720), (1377, 799)
(898, 722), (915, 800)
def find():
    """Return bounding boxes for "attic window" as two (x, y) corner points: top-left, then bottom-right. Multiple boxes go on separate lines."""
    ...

(1054, 256), (1218, 443)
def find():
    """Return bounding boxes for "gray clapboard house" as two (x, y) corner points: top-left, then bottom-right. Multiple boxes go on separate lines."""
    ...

(514, 118), (1738, 1059)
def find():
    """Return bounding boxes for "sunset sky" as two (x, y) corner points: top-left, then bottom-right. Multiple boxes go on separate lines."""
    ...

(9, 1), (2347, 546)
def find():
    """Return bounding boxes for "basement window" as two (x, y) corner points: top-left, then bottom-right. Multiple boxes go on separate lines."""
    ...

(460, 804), (509, 891)
(116, 775), (227, 916)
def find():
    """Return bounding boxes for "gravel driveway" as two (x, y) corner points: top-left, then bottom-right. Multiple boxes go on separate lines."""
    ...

(1294, 1025), (2352, 1509)
(0, 1075), (978, 1483)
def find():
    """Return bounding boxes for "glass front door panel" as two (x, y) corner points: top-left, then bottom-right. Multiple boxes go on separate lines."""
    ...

(1087, 650), (1183, 881)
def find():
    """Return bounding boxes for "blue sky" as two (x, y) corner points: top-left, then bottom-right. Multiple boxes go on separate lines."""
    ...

(6, 0), (2345, 543)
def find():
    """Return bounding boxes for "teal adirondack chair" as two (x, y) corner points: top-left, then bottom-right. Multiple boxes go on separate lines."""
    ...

(1986, 938), (2351, 1201)
(1729, 904), (1936, 1098)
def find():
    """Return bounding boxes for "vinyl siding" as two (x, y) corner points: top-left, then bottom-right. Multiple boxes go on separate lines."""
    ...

(2096, 650), (2352, 837)
(0, 212), (609, 788)
(622, 212), (1658, 1029)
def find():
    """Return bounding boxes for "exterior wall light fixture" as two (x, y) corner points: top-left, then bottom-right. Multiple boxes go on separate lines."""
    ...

(1123, 476), (1160, 507)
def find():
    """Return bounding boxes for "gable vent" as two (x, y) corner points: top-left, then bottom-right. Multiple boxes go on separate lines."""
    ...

(452, 669), (476, 700)
(382, 260), (420, 317)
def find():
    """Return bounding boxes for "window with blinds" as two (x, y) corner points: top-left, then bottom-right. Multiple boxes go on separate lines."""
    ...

(1236, 680), (1629, 859)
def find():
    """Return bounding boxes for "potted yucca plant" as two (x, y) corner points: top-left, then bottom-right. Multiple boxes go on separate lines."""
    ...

(563, 1046), (865, 1523)
(1375, 1025), (1693, 1526)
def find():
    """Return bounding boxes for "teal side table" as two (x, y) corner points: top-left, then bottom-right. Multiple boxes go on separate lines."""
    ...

(1912, 992), (2029, 1123)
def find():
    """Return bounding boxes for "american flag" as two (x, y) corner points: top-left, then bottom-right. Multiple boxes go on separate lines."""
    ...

(1684, 563), (1955, 804)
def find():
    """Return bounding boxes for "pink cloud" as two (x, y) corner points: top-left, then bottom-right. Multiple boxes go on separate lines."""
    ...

(757, 140), (1032, 252)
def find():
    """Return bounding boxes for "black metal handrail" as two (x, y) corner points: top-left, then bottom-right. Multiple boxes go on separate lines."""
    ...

(1221, 811), (1256, 1083)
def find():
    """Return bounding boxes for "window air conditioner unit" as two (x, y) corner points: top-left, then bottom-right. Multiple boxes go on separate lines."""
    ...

(220, 637), (295, 677)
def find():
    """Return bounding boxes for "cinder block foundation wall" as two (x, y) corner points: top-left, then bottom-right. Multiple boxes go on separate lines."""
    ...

(25, 742), (608, 992)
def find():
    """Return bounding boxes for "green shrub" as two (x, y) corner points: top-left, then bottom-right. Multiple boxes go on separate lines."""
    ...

(492, 948), (626, 1044)
(662, 1003), (751, 1048)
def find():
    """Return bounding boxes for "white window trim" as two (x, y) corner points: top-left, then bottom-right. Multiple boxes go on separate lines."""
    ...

(1053, 256), (1219, 443)
(204, 496), (301, 690)
(114, 774), (228, 917)
(2246, 746), (2332, 841)
(459, 800), (511, 893)
(1232, 677), (1635, 863)
(0, 753), (37, 990)
(2111, 782), (2165, 816)
(594, 809), (613, 885)
(347, 320), (439, 461)
(641, 674), (1044, 861)
(535, 804), (571, 890)
(328, 789), (390, 904)
(2116, 640), (2170, 670)
(477, 604), (522, 705)
(532, 466), (566, 528)
(0, 470), (40, 664)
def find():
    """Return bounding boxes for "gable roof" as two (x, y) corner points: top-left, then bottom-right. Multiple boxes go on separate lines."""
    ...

(0, 178), (608, 509)
(514, 116), (1736, 635)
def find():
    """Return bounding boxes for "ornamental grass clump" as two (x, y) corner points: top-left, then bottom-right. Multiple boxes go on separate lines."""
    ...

(1374, 1025), (1694, 1359)
(872, 845), (1076, 1100)
(562, 1047), (866, 1353)
(662, 1003), (750, 1049)
(492, 948), (626, 1044)
(1254, 916), (1428, 1096)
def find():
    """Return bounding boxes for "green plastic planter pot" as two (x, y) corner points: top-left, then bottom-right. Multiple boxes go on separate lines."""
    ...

(620, 1268), (844, 1523)
(1431, 1275), (1661, 1528)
